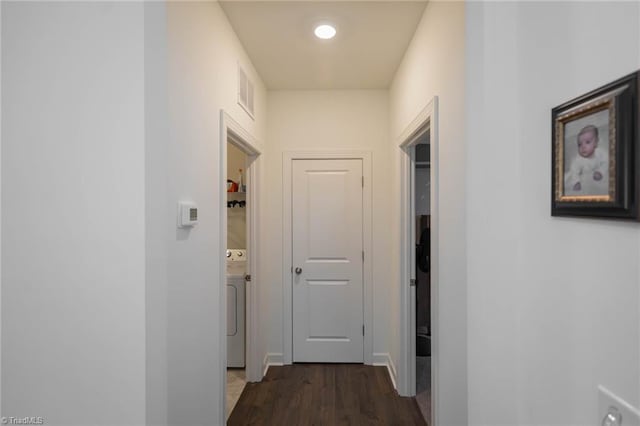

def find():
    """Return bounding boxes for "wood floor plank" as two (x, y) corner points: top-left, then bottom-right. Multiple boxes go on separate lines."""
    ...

(227, 364), (427, 426)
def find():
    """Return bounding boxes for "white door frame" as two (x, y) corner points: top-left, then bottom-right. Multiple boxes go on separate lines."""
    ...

(218, 111), (262, 425)
(397, 97), (439, 426)
(282, 151), (373, 365)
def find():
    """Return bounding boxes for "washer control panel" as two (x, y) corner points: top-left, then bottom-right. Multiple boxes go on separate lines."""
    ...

(226, 249), (246, 262)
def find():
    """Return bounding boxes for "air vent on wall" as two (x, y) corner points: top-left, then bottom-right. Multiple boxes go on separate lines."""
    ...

(238, 64), (255, 119)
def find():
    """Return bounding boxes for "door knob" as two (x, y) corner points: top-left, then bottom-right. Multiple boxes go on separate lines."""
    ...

(295, 267), (302, 275)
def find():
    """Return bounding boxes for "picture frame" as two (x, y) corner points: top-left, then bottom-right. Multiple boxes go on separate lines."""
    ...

(551, 71), (640, 220)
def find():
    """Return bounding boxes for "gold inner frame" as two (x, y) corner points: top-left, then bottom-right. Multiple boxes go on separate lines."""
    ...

(554, 96), (617, 203)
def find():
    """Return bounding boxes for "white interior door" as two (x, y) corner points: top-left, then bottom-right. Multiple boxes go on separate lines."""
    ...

(292, 159), (364, 363)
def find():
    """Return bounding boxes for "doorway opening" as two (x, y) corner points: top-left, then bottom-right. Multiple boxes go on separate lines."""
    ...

(398, 97), (439, 426)
(225, 141), (248, 418)
(414, 139), (431, 421)
(219, 111), (262, 424)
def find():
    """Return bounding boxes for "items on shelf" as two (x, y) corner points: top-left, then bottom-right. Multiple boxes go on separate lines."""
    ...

(227, 169), (246, 193)
(227, 200), (246, 209)
(238, 169), (245, 192)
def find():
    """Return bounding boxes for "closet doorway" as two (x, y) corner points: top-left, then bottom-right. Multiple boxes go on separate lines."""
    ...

(397, 97), (439, 426)
(219, 111), (262, 424)
(414, 141), (431, 422)
(225, 141), (248, 419)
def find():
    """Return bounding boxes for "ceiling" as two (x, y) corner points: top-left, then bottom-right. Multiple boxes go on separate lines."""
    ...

(219, 1), (429, 90)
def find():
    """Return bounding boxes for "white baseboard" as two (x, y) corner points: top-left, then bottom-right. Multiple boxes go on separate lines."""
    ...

(372, 352), (398, 390)
(262, 352), (284, 376)
(262, 352), (397, 390)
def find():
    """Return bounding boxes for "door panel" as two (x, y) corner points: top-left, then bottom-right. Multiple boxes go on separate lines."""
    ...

(292, 159), (364, 363)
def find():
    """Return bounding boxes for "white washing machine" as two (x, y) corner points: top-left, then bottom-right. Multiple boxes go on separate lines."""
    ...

(226, 249), (246, 368)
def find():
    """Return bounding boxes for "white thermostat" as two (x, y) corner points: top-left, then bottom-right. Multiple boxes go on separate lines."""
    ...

(178, 202), (198, 228)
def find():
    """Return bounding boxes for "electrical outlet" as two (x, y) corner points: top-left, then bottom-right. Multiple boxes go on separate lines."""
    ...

(599, 386), (640, 426)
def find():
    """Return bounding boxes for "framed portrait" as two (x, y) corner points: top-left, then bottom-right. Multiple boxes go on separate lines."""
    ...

(552, 71), (640, 220)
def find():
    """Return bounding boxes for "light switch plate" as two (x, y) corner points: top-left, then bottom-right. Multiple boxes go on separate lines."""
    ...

(599, 386), (640, 426)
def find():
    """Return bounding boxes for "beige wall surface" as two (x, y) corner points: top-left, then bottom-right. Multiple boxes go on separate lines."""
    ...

(389, 2), (467, 424)
(145, 2), (267, 424)
(265, 90), (391, 361)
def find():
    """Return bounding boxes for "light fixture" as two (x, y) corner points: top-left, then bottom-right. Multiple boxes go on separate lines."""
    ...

(314, 24), (336, 40)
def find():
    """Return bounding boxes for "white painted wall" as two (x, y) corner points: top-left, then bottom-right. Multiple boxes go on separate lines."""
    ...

(228, 143), (247, 188)
(389, 1), (467, 423)
(1, 2), (4, 417)
(265, 90), (391, 362)
(144, 2), (267, 425)
(466, 2), (640, 425)
(2, 3), (145, 425)
(144, 3), (170, 425)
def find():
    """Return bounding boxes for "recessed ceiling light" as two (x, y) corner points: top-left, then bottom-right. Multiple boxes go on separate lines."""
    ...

(314, 24), (336, 40)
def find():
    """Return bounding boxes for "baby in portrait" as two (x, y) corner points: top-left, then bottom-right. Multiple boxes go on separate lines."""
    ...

(564, 124), (608, 195)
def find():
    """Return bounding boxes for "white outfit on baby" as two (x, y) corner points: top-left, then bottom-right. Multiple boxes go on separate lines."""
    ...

(564, 147), (609, 196)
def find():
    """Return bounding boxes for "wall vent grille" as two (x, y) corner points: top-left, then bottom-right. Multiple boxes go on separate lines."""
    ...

(238, 64), (255, 119)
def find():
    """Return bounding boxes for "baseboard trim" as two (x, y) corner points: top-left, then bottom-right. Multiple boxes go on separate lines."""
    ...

(373, 352), (398, 390)
(262, 352), (284, 376)
(262, 352), (397, 387)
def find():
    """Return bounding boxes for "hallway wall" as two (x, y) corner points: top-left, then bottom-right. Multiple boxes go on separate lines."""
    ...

(144, 2), (267, 425)
(1, 3), (146, 424)
(264, 90), (391, 364)
(389, 1), (467, 424)
(466, 2), (640, 425)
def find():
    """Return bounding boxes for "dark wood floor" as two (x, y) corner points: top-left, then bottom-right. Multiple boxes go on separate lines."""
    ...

(228, 364), (427, 425)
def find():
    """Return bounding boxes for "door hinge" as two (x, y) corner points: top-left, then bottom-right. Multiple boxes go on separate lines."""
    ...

(362, 176), (364, 187)
(362, 251), (364, 262)
(362, 325), (365, 336)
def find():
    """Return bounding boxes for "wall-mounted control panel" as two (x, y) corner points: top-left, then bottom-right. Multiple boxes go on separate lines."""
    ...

(178, 202), (198, 228)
